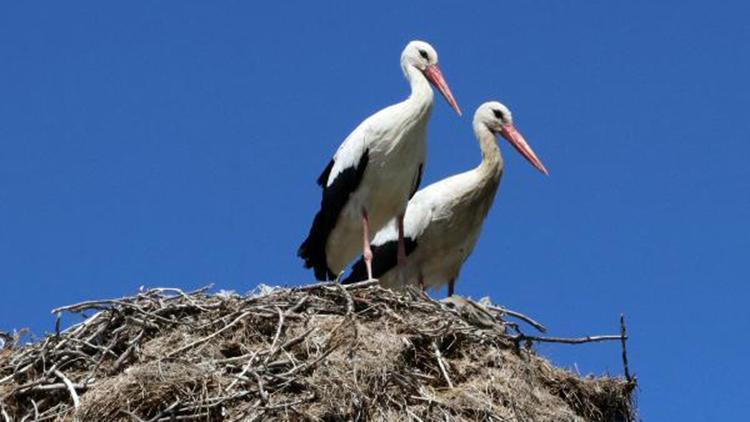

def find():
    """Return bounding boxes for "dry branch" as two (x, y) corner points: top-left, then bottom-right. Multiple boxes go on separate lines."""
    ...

(620, 313), (633, 382)
(514, 334), (624, 345)
(432, 341), (453, 389)
(53, 370), (80, 410)
(484, 304), (548, 333)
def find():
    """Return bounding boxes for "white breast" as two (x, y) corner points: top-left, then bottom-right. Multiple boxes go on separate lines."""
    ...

(378, 168), (501, 291)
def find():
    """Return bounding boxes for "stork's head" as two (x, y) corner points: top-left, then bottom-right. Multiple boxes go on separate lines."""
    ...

(401, 40), (461, 116)
(475, 101), (548, 175)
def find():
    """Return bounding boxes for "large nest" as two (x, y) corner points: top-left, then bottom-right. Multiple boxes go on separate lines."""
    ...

(0, 281), (635, 421)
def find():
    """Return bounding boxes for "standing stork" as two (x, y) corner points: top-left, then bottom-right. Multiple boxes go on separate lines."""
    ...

(342, 101), (547, 296)
(298, 41), (461, 281)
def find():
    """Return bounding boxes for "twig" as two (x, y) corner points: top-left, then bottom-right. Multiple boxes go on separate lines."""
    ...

(52, 298), (127, 315)
(514, 334), (623, 345)
(485, 304), (547, 333)
(165, 311), (252, 358)
(292, 278), (377, 294)
(341, 279), (380, 290)
(406, 408), (425, 422)
(432, 341), (453, 389)
(293, 281), (335, 292)
(53, 369), (80, 410)
(286, 296), (308, 314)
(146, 398), (181, 422)
(24, 382), (87, 393)
(120, 409), (147, 421)
(0, 399), (10, 422)
(113, 330), (144, 370)
(226, 351), (259, 392)
(151, 285), (213, 310)
(279, 327), (316, 350)
(252, 371), (269, 403)
(263, 307), (285, 364)
(620, 314), (632, 382)
(52, 312), (104, 350)
(55, 299), (181, 327)
(335, 282), (355, 315)
(279, 331), (341, 379)
(30, 399), (40, 421)
(154, 412), (210, 421)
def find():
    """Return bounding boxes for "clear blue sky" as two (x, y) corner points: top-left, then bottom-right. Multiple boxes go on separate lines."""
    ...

(1, 1), (748, 419)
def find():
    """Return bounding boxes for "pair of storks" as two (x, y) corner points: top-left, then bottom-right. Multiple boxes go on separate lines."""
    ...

(298, 40), (548, 296)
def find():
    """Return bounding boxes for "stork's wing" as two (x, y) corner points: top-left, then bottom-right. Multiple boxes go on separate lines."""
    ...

(298, 128), (370, 281)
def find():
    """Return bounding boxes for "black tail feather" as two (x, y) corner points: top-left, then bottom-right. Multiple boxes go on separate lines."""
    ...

(298, 210), (336, 281)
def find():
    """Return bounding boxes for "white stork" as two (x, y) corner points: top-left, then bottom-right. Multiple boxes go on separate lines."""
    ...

(342, 101), (547, 295)
(298, 40), (461, 281)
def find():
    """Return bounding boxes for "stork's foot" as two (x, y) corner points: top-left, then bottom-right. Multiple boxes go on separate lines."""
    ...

(417, 289), (431, 301)
(413, 278), (430, 299)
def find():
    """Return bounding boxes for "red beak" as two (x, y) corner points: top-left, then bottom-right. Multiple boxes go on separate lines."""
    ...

(423, 64), (462, 116)
(500, 124), (549, 175)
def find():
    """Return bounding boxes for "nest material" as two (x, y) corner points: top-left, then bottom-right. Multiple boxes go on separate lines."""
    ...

(0, 281), (635, 421)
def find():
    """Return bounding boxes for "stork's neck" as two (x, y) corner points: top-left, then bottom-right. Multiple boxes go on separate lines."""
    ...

(447, 123), (502, 218)
(472, 122), (504, 183)
(403, 65), (434, 114)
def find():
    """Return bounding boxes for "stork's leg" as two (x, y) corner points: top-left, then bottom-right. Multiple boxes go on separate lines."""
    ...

(397, 213), (407, 266)
(447, 278), (456, 297)
(362, 208), (374, 281)
(418, 275), (425, 292)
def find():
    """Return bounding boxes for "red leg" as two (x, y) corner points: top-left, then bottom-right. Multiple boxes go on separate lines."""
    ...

(447, 278), (456, 297)
(362, 208), (374, 280)
(397, 213), (407, 266)
(418, 275), (425, 292)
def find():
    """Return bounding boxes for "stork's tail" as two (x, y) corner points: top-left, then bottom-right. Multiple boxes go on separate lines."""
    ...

(298, 211), (335, 281)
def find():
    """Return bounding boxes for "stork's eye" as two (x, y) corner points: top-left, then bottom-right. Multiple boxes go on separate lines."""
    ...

(419, 49), (429, 60)
(493, 109), (505, 120)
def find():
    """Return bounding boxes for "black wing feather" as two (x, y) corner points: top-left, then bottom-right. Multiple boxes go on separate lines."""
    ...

(409, 163), (423, 199)
(341, 237), (418, 284)
(316, 159), (335, 187)
(298, 150), (369, 280)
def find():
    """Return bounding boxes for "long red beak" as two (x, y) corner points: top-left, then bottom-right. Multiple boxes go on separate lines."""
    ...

(500, 124), (549, 175)
(423, 64), (462, 116)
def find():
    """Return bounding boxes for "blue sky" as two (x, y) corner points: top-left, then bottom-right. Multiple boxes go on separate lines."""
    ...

(1, 1), (748, 419)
